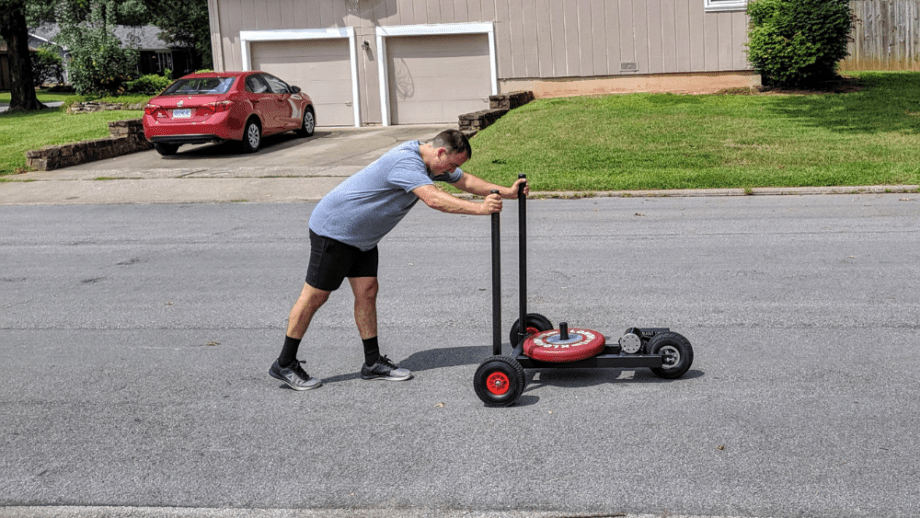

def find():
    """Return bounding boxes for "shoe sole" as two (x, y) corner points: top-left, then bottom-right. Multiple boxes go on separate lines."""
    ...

(269, 370), (322, 390)
(361, 373), (412, 381)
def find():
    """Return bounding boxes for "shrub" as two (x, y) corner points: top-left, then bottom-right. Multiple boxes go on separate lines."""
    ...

(746, 0), (854, 88)
(125, 74), (173, 95)
(31, 45), (65, 87)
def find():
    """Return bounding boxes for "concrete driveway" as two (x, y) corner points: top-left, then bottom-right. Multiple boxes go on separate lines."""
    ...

(0, 124), (456, 205)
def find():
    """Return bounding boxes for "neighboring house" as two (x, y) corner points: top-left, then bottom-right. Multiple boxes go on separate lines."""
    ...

(206, 0), (756, 127)
(28, 24), (194, 81)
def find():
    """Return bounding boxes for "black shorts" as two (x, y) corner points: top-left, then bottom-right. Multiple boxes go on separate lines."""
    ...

(305, 230), (379, 291)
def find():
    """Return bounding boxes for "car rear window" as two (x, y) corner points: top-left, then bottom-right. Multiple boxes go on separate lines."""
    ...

(162, 77), (236, 95)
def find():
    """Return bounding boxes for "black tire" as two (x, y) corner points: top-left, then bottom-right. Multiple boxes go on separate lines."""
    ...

(648, 332), (694, 379)
(240, 119), (261, 153)
(153, 143), (179, 156)
(473, 355), (526, 407)
(295, 107), (315, 137)
(509, 313), (553, 346)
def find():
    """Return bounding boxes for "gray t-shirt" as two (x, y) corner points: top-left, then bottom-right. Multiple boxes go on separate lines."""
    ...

(308, 140), (463, 251)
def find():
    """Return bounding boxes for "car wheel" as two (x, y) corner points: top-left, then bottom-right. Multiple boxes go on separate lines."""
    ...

(153, 143), (179, 156)
(296, 107), (315, 137)
(241, 119), (261, 153)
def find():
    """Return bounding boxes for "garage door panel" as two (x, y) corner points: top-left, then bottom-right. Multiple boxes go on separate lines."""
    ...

(387, 33), (491, 125)
(391, 99), (489, 125)
(251, 39), (353, 127)
(392, 72), (490, 103)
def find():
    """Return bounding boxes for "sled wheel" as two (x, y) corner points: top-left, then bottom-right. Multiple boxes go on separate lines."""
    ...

(648, 332), (694, 379)
(509, 313), (553, 346)
(474, 356), (526, 407)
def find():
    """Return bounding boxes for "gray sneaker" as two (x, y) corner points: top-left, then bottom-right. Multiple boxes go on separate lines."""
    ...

(269, 359), (322, 390)
(361, 355), (412, 381)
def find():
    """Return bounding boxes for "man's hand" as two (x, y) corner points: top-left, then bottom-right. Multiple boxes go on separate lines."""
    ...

(501, 178), (529, 199)
(481, 193), (503, 214)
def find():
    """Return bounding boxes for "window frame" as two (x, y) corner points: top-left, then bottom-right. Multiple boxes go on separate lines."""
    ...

(704, 0), (748, 12)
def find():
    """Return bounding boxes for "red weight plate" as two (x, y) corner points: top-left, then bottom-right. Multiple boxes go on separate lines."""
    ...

(523, 328), (606, 363)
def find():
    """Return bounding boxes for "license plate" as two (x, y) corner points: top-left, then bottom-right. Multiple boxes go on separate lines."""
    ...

(172, 108), (192, 118)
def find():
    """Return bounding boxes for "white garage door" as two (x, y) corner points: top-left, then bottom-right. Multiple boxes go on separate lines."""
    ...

(251, 39), (353, 127)
(386, 34), (492, 125)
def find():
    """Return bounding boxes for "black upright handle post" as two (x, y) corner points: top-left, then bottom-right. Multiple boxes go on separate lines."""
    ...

(517, 174), (528, 346)
(490, 189), (502, 356)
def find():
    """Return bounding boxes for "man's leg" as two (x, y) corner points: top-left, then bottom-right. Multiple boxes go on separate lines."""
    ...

(288, 282), (332, 339)
(269, 283), (329, 390)
(349, 276), (378, 340)
(350, 276), (411, 382)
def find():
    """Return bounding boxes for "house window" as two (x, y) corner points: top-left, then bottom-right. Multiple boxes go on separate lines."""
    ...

(705, 0), (747, 12)
(156, 51), (173, 73)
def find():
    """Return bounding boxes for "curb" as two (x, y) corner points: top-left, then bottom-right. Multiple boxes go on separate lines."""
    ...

(455, 184), (920, 200)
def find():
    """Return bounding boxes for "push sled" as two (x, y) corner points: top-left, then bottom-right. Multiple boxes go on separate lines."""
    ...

(473, 175), (694, 407)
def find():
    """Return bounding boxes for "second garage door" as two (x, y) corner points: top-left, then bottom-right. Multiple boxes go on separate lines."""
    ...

(251, 39), (353, 127)
(385, 33), (492, 125)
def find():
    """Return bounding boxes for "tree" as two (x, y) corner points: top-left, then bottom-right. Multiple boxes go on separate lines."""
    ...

(55, 0), (139, 95)
(141, 0), (212, 71)
(0, 0), (45, 112)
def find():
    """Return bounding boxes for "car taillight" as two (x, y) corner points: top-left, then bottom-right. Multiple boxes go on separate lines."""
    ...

(144, 104), (163, 117)
(203, 101), (233, 114)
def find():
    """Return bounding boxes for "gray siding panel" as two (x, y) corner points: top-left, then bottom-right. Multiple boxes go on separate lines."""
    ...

(214, 0), (750, 76)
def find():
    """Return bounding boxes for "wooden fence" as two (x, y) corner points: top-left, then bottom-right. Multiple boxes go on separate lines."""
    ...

(841, 0), (920, 71)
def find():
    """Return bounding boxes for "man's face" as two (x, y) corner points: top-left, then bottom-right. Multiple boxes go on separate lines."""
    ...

(438, 149), (468, 176)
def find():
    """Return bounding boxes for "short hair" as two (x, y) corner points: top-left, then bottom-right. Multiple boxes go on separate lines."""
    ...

(430, 129), (472, 160)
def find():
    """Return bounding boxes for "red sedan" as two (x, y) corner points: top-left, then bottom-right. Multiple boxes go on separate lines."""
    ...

(143, 71), (315, 156)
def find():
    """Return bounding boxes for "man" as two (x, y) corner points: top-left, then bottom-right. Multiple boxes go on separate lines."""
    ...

(269, 129), (529, 390)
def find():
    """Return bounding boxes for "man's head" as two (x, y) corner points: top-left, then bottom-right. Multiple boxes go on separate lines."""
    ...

(427, 129), (472, 176)
(430, 129), (472, 160)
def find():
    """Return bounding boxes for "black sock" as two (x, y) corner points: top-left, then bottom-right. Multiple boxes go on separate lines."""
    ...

(278, 335), (302, 367)
(363, 336), (380, 367)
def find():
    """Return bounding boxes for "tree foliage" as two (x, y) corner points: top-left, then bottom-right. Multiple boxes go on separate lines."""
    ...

(54, 0), (139, 95)
(746, 0), (854, 88)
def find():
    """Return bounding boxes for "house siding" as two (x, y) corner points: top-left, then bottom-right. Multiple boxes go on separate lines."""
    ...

(211, 0), (750, 77)
(209, 0), (752, 124)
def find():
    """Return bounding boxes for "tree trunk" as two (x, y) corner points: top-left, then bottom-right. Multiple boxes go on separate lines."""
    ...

(0, 2), (46, 112)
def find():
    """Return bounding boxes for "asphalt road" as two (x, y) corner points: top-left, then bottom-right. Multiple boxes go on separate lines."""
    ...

(2, 193), (919, 517)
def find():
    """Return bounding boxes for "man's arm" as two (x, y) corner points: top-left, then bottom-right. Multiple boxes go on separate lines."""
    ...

(413, 184), (502, 215)
(453, 173), (528, 199)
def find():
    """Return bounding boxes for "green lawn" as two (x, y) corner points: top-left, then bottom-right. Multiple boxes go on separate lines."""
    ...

(466, 71), (920, 191)
(1, 91), (146, 176)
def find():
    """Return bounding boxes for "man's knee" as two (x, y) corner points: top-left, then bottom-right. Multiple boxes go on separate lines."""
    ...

(298, 284), (331, 309)
(351, 278), (378, 301)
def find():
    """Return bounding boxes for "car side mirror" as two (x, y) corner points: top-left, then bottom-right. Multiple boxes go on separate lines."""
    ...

(290, 86), (301, 94)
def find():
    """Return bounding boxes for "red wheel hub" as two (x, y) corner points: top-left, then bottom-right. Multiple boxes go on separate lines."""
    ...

(485, 371), (511, 395)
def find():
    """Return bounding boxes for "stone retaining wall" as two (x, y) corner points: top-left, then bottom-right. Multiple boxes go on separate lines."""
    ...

(26, 119), (152, 171)
(67, 101), (146, 114)
(458, 91), (535, 136)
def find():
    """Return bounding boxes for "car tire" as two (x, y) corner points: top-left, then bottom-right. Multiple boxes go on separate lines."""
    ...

(153, 143), (179, 156)
(295, 107), (315, 138)
(241, 119), (261, 153)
